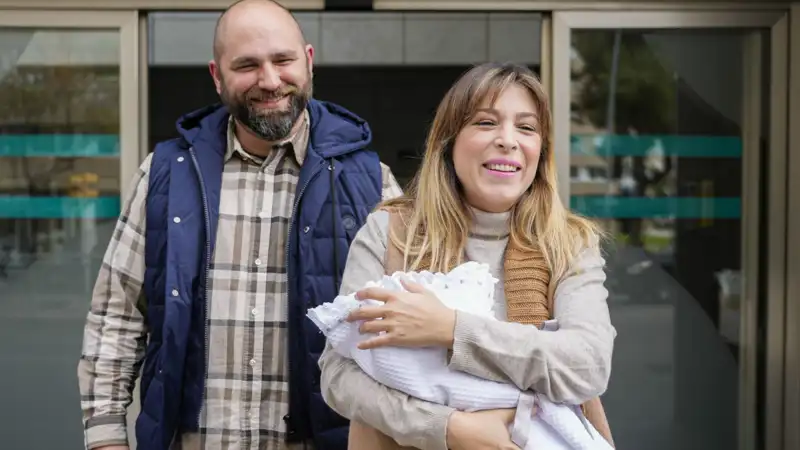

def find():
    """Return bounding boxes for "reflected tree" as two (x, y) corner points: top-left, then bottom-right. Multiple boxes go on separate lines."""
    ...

(571, 31), (677, 246)
(0, 66), (118, 257)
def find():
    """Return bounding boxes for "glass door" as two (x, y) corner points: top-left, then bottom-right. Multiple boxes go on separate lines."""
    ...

(552, 10), (789, 450)
(0, 9), (138, 449)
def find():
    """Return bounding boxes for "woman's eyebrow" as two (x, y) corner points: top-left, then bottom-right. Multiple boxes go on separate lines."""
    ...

(476, 108), (538, 120)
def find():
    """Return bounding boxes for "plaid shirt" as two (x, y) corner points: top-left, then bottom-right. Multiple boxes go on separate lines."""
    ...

(78, 112), (403, 450)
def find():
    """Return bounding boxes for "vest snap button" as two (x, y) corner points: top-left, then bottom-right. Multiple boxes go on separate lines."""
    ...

(342, 215), (356, 230)
(177, 156), (184, 162)
(303, 226), (310, 233)
(173, 217), (181, 224)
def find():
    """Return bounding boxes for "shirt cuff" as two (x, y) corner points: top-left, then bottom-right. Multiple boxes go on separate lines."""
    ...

(85, 414), (129, 449)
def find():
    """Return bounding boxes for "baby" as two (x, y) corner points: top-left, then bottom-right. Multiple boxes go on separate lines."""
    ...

(307, 262), (612, 450)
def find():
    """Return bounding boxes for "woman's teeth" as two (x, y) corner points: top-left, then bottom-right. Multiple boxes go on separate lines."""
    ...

(484, 164), (519, 172)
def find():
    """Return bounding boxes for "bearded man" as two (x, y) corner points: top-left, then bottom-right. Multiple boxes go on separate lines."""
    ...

(77, 1), (401, 449)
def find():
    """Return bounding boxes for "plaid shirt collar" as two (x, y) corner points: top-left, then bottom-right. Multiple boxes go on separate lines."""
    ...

(225, 110), (310, 166)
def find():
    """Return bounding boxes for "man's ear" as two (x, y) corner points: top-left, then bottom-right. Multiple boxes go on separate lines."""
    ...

(209, 59), (222, 95)
(305, 44), (315, 75)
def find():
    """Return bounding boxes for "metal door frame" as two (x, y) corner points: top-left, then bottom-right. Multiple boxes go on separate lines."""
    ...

(0, 9), (140, 445)
(552, 10), (790, 450)
(0, 9), (140, 199)
(783, 5), (800, 450)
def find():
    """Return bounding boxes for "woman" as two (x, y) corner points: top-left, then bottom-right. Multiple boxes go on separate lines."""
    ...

(318, 62), (616, 450)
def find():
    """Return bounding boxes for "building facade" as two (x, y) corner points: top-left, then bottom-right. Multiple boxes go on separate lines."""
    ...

(0, 0), (798, 449)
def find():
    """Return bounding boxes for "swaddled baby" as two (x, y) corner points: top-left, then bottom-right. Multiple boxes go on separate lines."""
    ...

(307, 262), (612, 450)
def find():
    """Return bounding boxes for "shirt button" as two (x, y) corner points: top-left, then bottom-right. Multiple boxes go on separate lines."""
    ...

(255, 258), (262, 266)
(177, 156), (184, 162)
(173, 217), (181, 224)
(249, 359), (257, 366)
(258, 210), (269, 219)
(171, 289), (179, 297)
(251, 308), (258, 316)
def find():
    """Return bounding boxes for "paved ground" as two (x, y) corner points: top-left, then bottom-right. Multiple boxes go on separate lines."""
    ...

(0, 229), (738, 449)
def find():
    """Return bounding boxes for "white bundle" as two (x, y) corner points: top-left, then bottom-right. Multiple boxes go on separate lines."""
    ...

(308, 262), (612, 450)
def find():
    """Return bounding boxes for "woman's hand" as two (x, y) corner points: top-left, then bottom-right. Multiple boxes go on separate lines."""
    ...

(347, 279), (457, 350)
(446, 409), (520, 450)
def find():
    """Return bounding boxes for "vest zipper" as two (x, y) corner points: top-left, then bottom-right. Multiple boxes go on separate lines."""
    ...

(329, 159), (340, 292)
(189, 147), (212, 428)
(284, 159), (325, 437)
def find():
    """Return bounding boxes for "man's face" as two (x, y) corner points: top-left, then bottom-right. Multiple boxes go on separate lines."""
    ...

(211, 15), (314, 141)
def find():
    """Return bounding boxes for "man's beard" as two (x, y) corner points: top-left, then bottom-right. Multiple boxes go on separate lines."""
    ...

(221, 79), (311, 142)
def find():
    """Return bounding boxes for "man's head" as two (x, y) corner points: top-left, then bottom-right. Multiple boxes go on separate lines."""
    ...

(210, 0), (314, 142)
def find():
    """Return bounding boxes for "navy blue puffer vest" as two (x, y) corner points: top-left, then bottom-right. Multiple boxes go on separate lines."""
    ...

(137, 100), (383, 450)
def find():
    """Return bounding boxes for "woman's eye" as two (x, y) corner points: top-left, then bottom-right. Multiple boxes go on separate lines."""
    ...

(518, 124), (537, 132)
(475, 120), (495, 126)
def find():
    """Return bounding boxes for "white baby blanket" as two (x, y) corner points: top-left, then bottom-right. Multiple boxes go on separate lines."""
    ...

(308, 262), (612, 450)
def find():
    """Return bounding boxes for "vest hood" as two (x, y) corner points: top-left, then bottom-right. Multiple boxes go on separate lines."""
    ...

(174, 99), (373, 159)
(306, 99), (373, 158)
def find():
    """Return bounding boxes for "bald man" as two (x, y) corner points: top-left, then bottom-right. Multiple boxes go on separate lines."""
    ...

(77, 1), (402, 449)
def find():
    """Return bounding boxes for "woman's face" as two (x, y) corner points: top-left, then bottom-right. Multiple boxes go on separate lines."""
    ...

(452, 83), (542, 213)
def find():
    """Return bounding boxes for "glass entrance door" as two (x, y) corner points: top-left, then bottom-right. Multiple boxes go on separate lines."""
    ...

(0, 10), (138, 448)
(552, 10), (789, 450)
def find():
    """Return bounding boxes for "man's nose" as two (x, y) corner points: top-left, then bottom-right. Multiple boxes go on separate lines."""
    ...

(257, 65), (282, 91)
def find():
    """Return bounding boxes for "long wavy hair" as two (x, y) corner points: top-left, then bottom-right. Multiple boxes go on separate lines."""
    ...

(381, 62), (602, 281)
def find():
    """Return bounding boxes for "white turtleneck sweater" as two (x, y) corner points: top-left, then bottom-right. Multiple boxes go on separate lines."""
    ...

(318, 209), (616, 450)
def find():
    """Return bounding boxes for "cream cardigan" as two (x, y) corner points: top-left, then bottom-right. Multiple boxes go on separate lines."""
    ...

(318, 209), (617, 450)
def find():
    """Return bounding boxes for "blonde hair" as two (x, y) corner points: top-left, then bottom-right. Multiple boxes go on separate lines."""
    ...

(381, 62), (603, 281)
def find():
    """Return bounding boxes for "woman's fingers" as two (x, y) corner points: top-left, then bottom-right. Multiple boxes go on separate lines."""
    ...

(355, 287), (397, 303)
(399, 278), (427, 294)
(357, 333), (393, 350)
(359, 318), (392, 335)
(346, 305), (387, 322)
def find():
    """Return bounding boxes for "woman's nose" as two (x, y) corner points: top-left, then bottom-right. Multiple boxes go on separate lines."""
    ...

(495, 126), (519, 151)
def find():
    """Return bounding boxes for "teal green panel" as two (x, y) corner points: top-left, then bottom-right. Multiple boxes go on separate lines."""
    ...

(570, 196), (741, 219)
(0, 196), (121, 219)
(0, 134), (120, 157)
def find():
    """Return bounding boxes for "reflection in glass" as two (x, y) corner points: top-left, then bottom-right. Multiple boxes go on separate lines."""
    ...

(0, 28), (120, 449)
(569, 29), (767, 450)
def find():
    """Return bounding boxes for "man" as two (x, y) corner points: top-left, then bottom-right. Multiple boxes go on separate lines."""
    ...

(77, 1), (402, 449)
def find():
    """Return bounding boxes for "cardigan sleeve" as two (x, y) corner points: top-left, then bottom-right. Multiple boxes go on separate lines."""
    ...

(447, 243), (617, 405)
